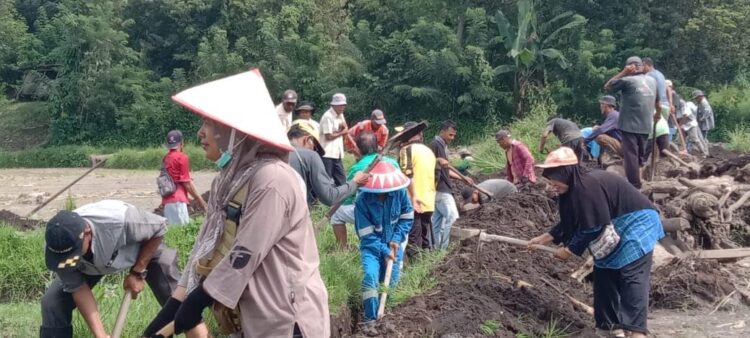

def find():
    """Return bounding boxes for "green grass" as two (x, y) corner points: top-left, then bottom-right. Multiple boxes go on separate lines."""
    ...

(0, 203), (447, 336)
(480, 319), (500, 336)
(726, 124), (750, 152)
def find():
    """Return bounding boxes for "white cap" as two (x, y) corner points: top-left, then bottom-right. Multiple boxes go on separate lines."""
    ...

(172, 69), (293, 152)
(330, 93), (347, 106)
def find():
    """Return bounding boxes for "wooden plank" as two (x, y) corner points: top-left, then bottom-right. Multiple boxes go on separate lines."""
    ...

(692, 248), (750, 260)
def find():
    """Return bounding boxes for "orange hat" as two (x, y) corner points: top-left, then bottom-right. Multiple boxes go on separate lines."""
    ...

(360, 161), (410, 193)
(536, 147), (578, 168)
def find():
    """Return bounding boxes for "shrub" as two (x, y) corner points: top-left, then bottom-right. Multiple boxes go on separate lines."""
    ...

(106, 144), (213, 171)
(0, 145), (96, 168)
(726, 124), (750, 152)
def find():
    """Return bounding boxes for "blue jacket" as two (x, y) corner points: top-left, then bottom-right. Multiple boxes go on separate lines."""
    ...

(354, 189), (414, 257)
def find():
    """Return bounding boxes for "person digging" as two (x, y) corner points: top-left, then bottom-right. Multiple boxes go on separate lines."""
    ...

(41, 201), (180, 338)
(355, 161), (413, 336)
(528, 147), (665, 338)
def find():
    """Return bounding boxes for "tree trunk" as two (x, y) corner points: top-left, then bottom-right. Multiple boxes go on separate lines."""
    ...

(456, 14), (465, 48)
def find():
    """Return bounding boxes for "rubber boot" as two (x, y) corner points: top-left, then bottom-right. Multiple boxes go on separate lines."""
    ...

(332, 224), (348, 248)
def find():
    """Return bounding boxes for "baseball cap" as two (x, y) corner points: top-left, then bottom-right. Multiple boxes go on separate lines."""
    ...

(289, 122), (324, 156)
(495, 130), (511, 140)
(166, 130), (183, 149)
(370, 109), (386, 125)
(330, 93), (347, 105)
(282, 90), (298, 103)
(45, 211), (87, 271)
(625, 56), (642, 66)
(599, 95), (617, 107)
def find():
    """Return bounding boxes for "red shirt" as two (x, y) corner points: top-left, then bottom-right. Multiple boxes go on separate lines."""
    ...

(162, 149), (192, 205)
(349, 120), (389, 149)
(506, 140), (537, 184)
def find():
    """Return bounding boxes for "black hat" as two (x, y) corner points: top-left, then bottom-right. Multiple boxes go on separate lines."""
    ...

(45, 211), (87, 271)
(166, 130), (183, 149)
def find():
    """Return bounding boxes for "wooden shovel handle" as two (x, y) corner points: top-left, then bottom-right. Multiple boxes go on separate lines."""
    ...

(112, 291), (133, 338)
(377, 258), (395, 319)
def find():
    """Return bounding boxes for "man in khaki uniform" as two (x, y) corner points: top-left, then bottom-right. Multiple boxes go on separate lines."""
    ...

(143, 70), (329, 338)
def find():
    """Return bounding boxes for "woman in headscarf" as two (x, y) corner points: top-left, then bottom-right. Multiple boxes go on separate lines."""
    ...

(143, 70), (329, 338)
(528, 147), (664, 338)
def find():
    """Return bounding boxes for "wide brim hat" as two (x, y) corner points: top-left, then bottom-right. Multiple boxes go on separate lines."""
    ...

(536, 147), (579, 168)
(290, 121), (325, 156)
(360, 161), (410, 193)
(692, 90), (705, 99)
(172, 69), (293, 152)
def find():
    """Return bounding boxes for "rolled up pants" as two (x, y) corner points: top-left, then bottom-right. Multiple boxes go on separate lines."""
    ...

(431, 192), (459, 250)
(40, 246), (180, 338)
(595, 134), (622, 158)
(360, 243), (405, 322)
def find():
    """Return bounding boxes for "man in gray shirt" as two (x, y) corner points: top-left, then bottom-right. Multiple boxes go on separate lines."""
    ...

(539, 117), (586, 160)
(41, 200), (180, 338)
(605, 56), (659, 189)
(287, 123), (368, 206)
(461, 178), (517, 210)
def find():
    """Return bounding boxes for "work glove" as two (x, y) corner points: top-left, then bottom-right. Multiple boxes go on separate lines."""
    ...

(142, 297), (182, 337)
(173, 285), (214, 335)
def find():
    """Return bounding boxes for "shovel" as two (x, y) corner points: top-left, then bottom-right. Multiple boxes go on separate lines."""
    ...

(376, 258), (395, 319)
(662, 149), (700, 174)
(111, 291), (133, 338)
(26, 158), (109, 218)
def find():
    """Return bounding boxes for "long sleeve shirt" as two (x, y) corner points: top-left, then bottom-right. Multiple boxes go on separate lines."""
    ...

(696, 98), (715, 131)
(585, 110), (622, 143)
(354, 189), (414, 257)
(288, 146), (353, 206)
(505, 140), (536, 183)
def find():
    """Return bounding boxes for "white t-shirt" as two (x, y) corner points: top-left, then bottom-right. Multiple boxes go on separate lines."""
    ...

(319, 108), (346, 159)
(682, 101), (699, 131)
(276, 104), (293, 132)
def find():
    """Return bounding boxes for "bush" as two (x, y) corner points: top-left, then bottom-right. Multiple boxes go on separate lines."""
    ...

(708, 85), (750, 142)
(726, 124), (750, 152)
(106, 144), (213, 170)
(0, 145), (96, 168)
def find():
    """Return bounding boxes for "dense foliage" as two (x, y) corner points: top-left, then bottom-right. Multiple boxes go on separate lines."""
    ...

(1, 0), (749, 146)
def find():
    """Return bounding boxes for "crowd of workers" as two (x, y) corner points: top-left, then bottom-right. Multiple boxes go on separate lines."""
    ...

(38, 56), (713, 337)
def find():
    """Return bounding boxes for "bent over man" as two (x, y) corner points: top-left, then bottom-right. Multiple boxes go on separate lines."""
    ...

(41, 200), (180, 338)
(355, 161), (413, 336)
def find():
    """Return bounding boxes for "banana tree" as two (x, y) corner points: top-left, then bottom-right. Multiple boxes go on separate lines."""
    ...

(493, 0), (586, 116)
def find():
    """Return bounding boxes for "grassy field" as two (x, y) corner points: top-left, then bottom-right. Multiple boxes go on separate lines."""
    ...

(0, 203), (446, 337)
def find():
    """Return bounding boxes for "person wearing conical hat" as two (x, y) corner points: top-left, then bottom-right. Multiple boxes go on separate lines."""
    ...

(142, 70), (329, 338)
(354, 160), (413, 336)
(528, 147), (664, 338)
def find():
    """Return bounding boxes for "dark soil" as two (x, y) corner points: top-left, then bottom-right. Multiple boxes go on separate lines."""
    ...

(375, 187), (595, 337)
(651, 258), (737, 309)
(701, 146), (750, 180)
(0, 209), (43, 230)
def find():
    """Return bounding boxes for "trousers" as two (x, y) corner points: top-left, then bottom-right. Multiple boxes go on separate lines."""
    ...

(620, 131), (648, 189)
(322, 158), (346, 186)
(431, 192), (459, 250)
(40, 246), (180, 338)
(406, 211), (434, 258)
(595, 134), (622, 158)
(593, 251), (653, 334)
(360, 242), (406, 322)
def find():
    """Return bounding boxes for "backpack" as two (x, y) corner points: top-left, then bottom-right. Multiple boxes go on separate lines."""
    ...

(157, 159), (177, 197)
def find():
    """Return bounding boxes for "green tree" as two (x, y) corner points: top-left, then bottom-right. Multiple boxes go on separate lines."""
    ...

(492, 0), (586, 117)
(0, 0), (41, 93)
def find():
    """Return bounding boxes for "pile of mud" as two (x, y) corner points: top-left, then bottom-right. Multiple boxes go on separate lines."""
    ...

(651, 258), (737, 309)
(378, 188), (596, 337)
(0, 209), (43, 230)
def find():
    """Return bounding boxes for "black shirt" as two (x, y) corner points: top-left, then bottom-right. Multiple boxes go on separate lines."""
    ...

(429, 136), (452, 193)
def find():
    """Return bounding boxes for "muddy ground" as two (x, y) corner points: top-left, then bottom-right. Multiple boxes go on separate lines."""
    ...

(349, 145), (750, 337)
(0, 168), (214, 224)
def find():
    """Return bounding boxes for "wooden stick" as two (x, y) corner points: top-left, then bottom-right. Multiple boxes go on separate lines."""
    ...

(25, 158), (108, 218)
(447, 166), (493, 199)
(663, 150), (699, 172)
(478, 232), (558, 254)
(727, 190), (750, 215)
(718, 187), (734, 222)
(111, 291), (132, 338)
(692, 248), (750, 260)
(649, 120), (658, 181)
(570, 256), (594, 283)
(377, 259), (395, 319)
(670, 113), (689, 153)
(540, 277), (594, 316)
